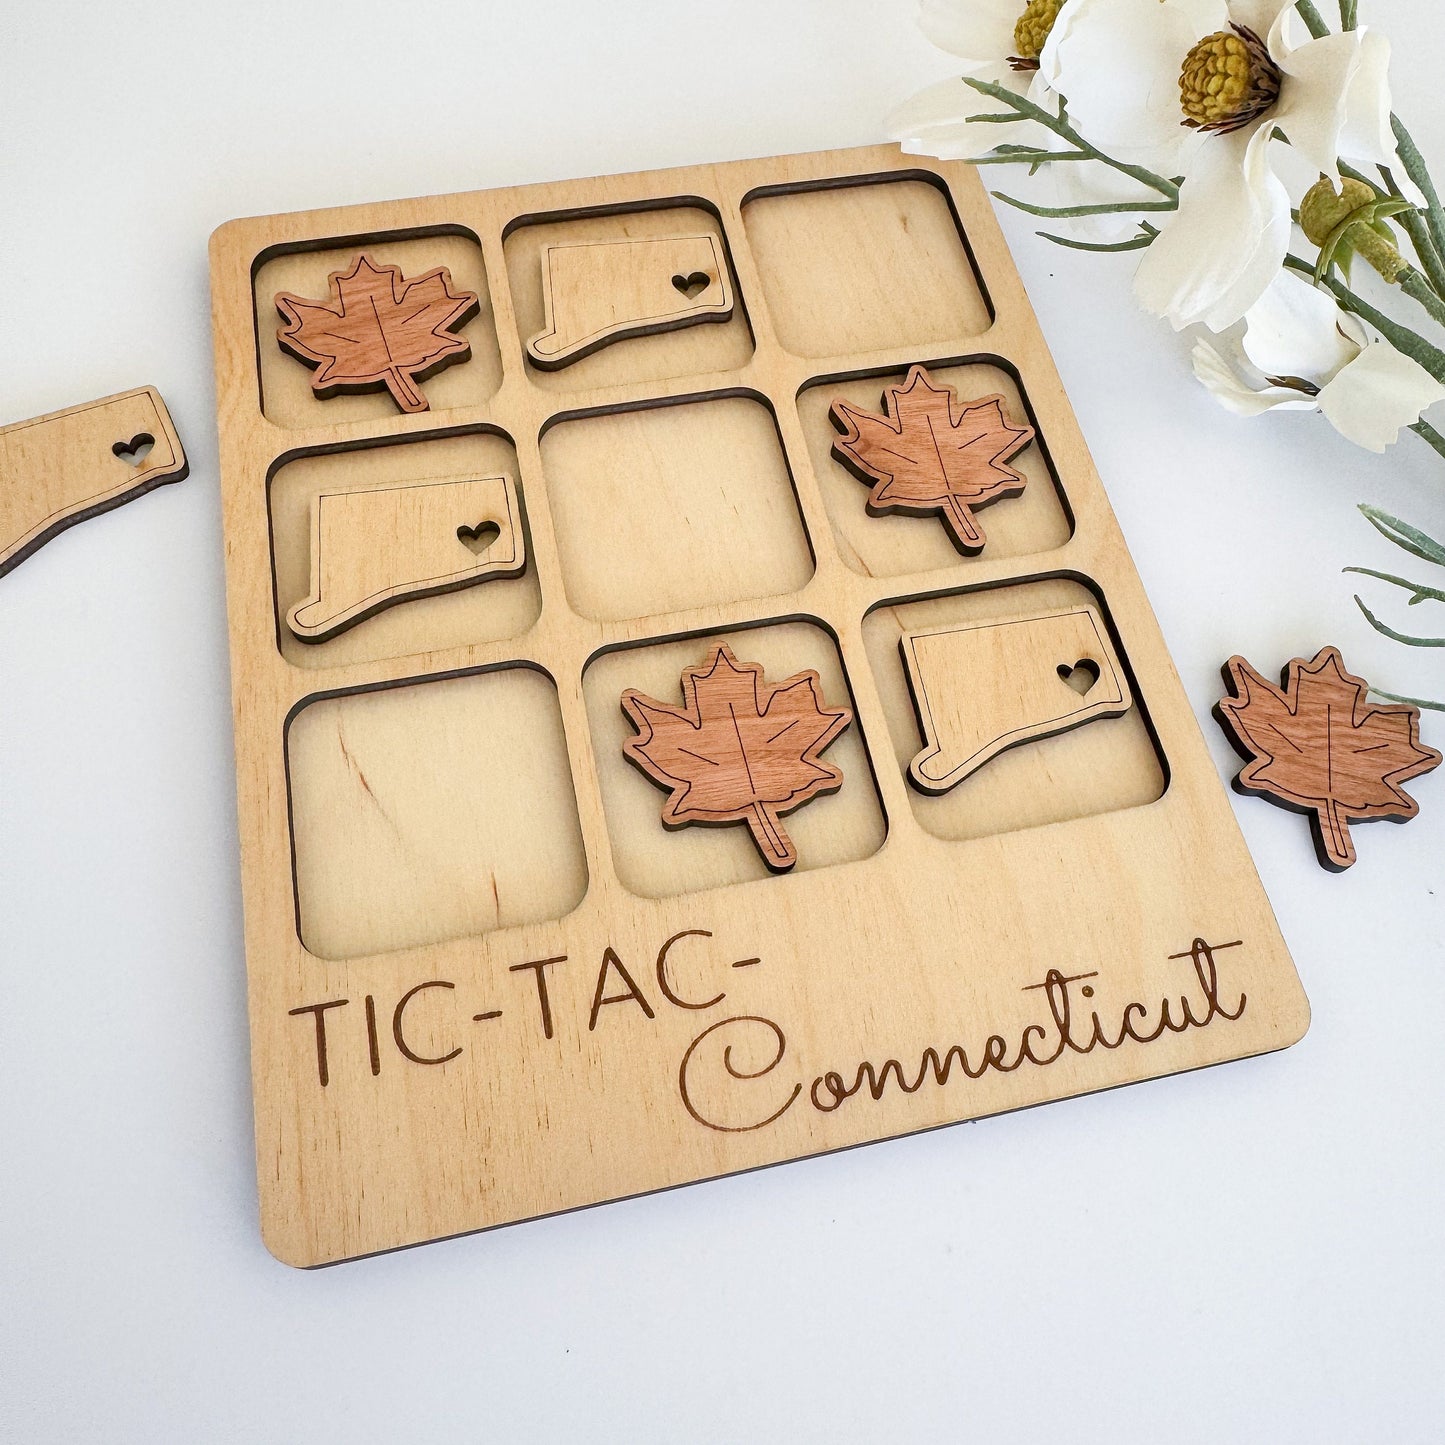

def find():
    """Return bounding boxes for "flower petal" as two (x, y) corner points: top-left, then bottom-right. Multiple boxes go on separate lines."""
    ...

(886, 70), (1047, 160)
(1192, 337), (1319, 416)
(1339, 29), (1395, 168)
(1239, 269), (1360, 382)
(1317, 342), (1445, 451)
(1270, 22), (1393, 175)
(1044, 0), (1221, 172)
(1227, 0), (1295, 40)
(1134, 124), (1290, 330)
(918, 0), (1026, 68)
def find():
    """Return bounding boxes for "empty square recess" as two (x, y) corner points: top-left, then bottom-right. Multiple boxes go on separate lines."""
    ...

(863, 577), (1165, 843)
(797, 360), (1071, 578)
(741, 177), (990, 357)
(584, 621), (885, 899)
(540, 394), (813, 622)
(253, 228), (502, 428)
(269, 431), (541, 671)
(503, 202), (753, 393)
(287, 667), (587, 959)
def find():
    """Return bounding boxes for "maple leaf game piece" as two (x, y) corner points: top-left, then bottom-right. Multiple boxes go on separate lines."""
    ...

(829, 364), (1035, 554)
(275, 253), (480, 414)
(621, 644), (853, 872)
(1215, 645), (1441, 870)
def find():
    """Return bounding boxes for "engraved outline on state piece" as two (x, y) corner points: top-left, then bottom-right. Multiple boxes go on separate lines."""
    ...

(902, 604), (1132, 794)
(286, 473), (526, 643)
(525, 233), (735, 370)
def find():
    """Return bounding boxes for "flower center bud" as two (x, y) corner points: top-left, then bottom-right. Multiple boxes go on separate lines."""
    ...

(1178, 24), (1282, 134)
(1299, 176), (1409, 284)
(1011, 0), (1063, 70)
(1299, 176), (1377, 245)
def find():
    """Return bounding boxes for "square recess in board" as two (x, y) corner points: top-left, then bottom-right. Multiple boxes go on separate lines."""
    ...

(741, 175), (992, 358)
(798, 359), (1072, 578)
(286, 665), (587, 959)
(863, 576), (1166, 842)
(503, 201), (752, 392)
(583, 620), (885, 899)
(539, 392), (814, 623)
(252, 227), (503, 428)
(267, 431), (541, 670)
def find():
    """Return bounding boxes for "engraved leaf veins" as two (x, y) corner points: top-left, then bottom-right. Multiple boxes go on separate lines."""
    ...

(275, 253), (479, 414)
(620, 644), (852, 873)
(1216, 645), (1441, 870)
(829, 364), (1034, 555)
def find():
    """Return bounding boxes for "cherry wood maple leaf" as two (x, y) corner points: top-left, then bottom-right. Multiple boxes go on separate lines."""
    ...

(1216, 645), (1441, 871)
(620, 644), (853, 872)
(829, 364), (1035, 555)
(275, 253), (479, 414)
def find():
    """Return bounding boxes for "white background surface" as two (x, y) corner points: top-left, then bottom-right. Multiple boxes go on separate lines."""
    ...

(2, 2), (1442, 1440)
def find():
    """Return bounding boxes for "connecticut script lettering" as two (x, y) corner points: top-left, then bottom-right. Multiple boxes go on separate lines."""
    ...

(677, 938), (1246, 1132)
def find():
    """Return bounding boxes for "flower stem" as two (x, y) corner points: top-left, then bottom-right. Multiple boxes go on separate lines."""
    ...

(1285, 253), (1445, 383)
(961, 77), (1180, 202)
(1400, 267), (1445, 328)
(1379, 166), (1445, 299)
(1392, 116), (1445, 272)
(1339, 0), (1358, 29)
(1296, 1), (1330, 39)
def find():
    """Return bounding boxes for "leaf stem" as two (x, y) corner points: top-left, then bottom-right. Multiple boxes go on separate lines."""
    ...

(991, 192), (1178, 219)
(1037, 229), (1157, 253)
(961, 77), (1180, 202)
(1358, 503), (1445, 567)
(1412, 418), (1445, 463)
(1372, 687), (1445, 712)
(748, 802), (793, 867)
(1343, 566), (1445, 605)
(1355, 595), (1445, 646)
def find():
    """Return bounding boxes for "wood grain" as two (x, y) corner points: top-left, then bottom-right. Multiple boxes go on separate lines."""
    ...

(527, 233), (733, 369)
(287, 472), (525, 641)
(209, 145), (1310, 1267)
(903, 605), (1131, 793)
(621, 642), (852, 871)
(830, 364), (1034, 555)
(0, 387), (187, 578)
(1216, 645), (1441, 870)
(275, 252), (479, 413)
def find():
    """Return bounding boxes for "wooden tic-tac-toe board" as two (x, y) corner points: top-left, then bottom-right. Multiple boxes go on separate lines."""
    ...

(209, 145), (1310, 1267)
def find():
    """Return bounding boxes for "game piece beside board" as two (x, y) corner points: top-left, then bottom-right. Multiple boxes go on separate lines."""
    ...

(1216, 646), (1441, 870)
(209, 145), (1310, 1267)
(0, 387), (187, 579)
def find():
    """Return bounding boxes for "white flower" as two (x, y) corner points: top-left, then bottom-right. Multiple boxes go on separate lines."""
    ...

(1192, 269), (1445, 451)
(1046, 0), (1395, 330)
(886, 0), (1062, 161)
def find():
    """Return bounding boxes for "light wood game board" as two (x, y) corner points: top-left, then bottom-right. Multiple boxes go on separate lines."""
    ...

(209, 145), (1310, 1267)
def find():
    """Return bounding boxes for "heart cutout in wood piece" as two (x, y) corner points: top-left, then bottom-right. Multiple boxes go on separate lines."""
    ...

(1057, 658), (1100, 696)
(112, 432), (155, 467)
(671, 271), (711, 301)
(456, 521), (502, 555)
